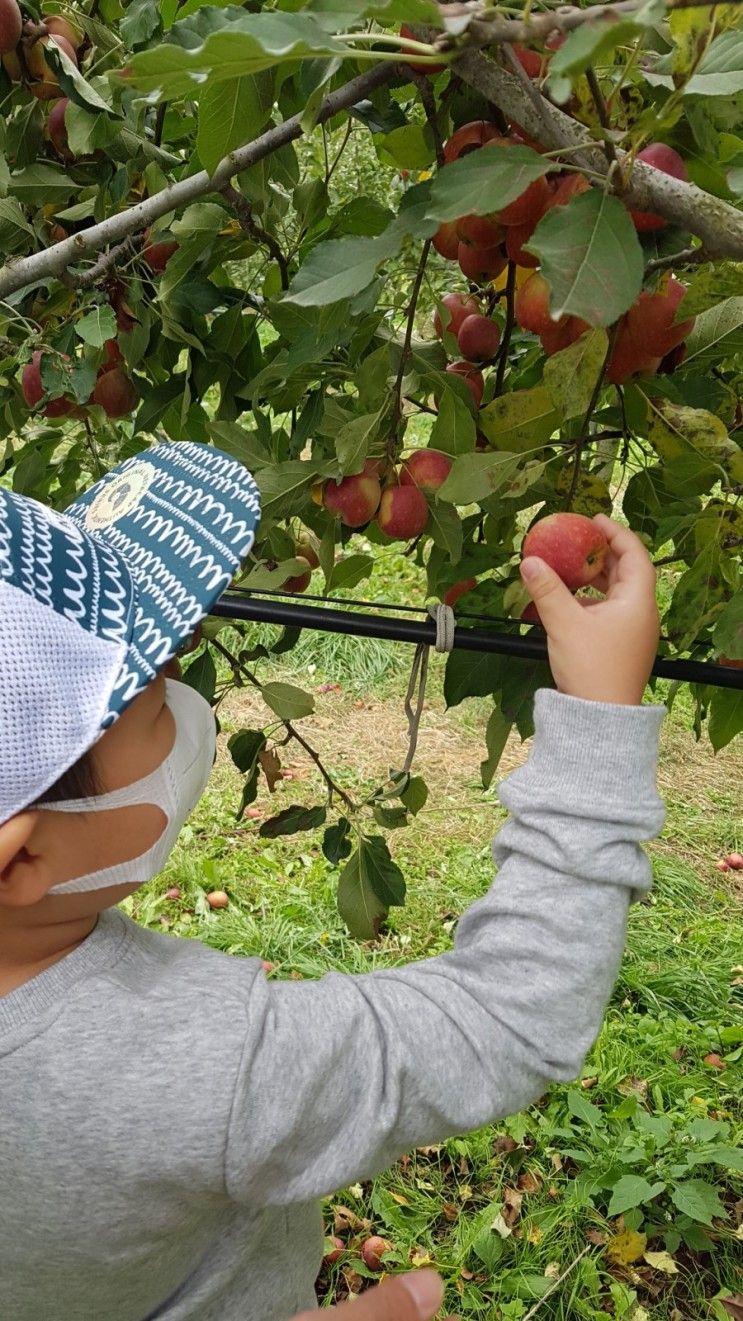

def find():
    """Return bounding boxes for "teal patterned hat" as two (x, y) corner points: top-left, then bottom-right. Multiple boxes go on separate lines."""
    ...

(0, 441), (260, 823)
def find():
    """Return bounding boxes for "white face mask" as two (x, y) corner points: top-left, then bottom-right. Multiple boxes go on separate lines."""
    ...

(46, 679), (217, 895)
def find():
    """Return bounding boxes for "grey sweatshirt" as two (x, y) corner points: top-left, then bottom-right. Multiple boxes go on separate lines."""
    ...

(0, 691), (665, 1321)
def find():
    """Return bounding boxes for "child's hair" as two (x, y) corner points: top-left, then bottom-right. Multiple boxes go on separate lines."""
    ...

(35, 752), (101, 806)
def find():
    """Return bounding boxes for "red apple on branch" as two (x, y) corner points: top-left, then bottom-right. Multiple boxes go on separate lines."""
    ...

(433, 291), (479, 339)
(446, 360), (484, 408)
(630, 144), (688, 232)
(457, 313), (502, 362)
(443, 119), (501, 163)
(400, 448), (452, 492)
(324, 472), (382, 528)
(377, 484), (429, 540)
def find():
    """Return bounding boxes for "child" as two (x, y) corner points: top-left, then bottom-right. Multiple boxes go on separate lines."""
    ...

(0, 441), (664, 1321)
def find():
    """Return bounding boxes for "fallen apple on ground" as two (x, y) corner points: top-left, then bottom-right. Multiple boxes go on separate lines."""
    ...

(361, 1236), (393, 1271)
(522, 512), (608, 591)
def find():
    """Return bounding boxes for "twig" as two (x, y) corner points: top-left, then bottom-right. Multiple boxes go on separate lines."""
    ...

(565, 323), (619, 509)
(222, 183), (290, 290)
(644, 245), (708, 275)
(521, 1245), (592, 1321)
(584, 66), (618, 170)
(326, 118), (353, 185)
(154, 103), (166, 149)
(495, 260), (517, 395)
(210, 635), (356, 809)
(410, 68), (446, 166)
(390, 239), (432, 455)
(73, 238), (136, 289)
(0, 62), (396, 300)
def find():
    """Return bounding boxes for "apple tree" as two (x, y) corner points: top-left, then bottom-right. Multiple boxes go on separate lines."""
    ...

(0, 0), (741, 933)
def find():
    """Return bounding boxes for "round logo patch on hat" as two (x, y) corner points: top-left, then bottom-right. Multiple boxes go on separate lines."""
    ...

(85, 461), (155, 531)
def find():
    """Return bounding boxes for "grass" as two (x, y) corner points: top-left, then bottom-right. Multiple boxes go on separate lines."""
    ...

(124, 618), (743, 1320)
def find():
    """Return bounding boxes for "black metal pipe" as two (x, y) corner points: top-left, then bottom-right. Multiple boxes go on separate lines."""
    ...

(212, 593), (743, 691)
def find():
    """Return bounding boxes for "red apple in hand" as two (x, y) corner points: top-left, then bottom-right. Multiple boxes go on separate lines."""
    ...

(400, 448), (452, 492)
(522, 512), (608, 590)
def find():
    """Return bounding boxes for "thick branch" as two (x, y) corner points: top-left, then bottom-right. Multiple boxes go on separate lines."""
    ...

(441, 0), (732, 53)
(0, 62), (394, 300)
(453, 49), (743, 259)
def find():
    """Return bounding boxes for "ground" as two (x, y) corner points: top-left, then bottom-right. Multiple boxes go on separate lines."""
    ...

(125, 623), (742, 1321)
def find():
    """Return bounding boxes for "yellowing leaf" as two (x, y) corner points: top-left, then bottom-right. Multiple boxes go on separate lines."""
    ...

(478, 385), (559, 453)
(644, 1250), (679, 1274)
(390, 1192), (410, 1205)
(543, 328), (609, 421)
(491, 1212), (513, 1239)
(607, 1230), (648, 1264)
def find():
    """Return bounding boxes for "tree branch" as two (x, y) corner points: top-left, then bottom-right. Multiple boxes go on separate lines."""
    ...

(391, 239), (432, 453)
(452, 48), (743, 258)
(222, 183), (289, 290)
(0, 62), (395, 300)
(494, 260), (516, 396)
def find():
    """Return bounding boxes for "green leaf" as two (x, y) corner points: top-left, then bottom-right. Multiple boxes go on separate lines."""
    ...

(197, 72), (274, 175)
(373, 804), (409, 829)
(567, 1087), (605, 1130)
(543, 329), (609, 420)
(426, 145), (555, 224)
(255, 461), (324, 518)
(547, 0), (663, 83)
(712, 592), (743, 660)
(261, 681), (315, 721)
(682, 28), (743, 97)
(181, 647), (217, 703)
(9, 163), (78, 205)
(122, 12), (352, 98)
(708, 687), (743, 751)
(481, 706), (511, 789)
(323, 817), (353, 865)
(647, 398), (743, 486)
(259, 804), (327, 838)
(438, 451), (520, 505)
(477, 385), (559, 454)
(429, 388), (477, 456)
(445, 650), (506, 707)
(284, 232), (399, 307)
(74, 304), (117, 348)
(666, 544), (727, 648)
(527, 190), (644, 327)
(607, 1176), (666, 1218)
(337, 836), (406, 939)
(670, 1179), (727, 1226)
(326, 553), (375, 594)
(427, 498), (463, 562)
(378, 123), (435, 171)
(400, 775), (428, 815)
(684, 296), (743, 367)
(335, 410), (385, 474)
(679, 261), (743, 318)
(228, 728), (266, 773)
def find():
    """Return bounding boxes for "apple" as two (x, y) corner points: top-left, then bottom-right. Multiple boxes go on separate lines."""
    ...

(658, 342), (688, 374)
(400, 448), (452, 492)
(483, 138), (551, 227)
(521, 601), (543, 625)
(206, 890), (230, 909)
(361, 1236), (393, 1272)
(142, 230), (178, 273)
(606, 320), (661, 385)
(0, 0), (21, 55)
(26, 34), (78, 99)
(108, 280), (138, 333)
(522, 512), (608, 590)
(505, 220), (540, 268)
(282, 556), (313, 593)
(377, 485), (429, 540)
(433, 291), (479, 339)
(715, 859), (731, 873)
(100, 338), (123, 373)
(91, 366), (138, 418)
(540, 316), (590, 357)
(21, 350), (75, 418)
(294, 532), (320, 569)
(323, 1236), (345, 1266)
(443, 577), (476, 607)
(46, 96), (72, 160)
(446, 360), (484, 408)
(324, 471), (381, 527)
(624, 275), (694, 359)
(726, 852), (743, 870)
(457, 213), (505, 248)
(261, 959), (275, 972)
(458, 240), (507, 283)
(512, 45), (544, 79)
(443, 119), (501, 164)
(458, 313), (502, 362)
(703, 1053), (726, 1070)
(515, 271), (554, 336)
(165, 886), (181, 900)
(630, 144), (688, 232)
(400, 23), (446, 73)
(45, 15), (83, 50)
(718, 655), (743, 669)
(432, 220), (460, 261)
(362, 456), (391, 482)
(547, 172), (592, 210)
(2, 47), (21, 80)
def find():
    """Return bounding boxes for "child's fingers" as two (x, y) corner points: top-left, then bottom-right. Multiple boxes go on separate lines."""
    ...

(593, 516), (656, 594)
(292, 1271), (447, 1321)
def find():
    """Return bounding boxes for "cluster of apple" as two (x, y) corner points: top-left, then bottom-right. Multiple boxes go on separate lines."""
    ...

(310, 450), (453, 552)
(716, 851), (743, 873)
(0, 0), (82, 99)
(21, 340), (137, 421)
(323, 1232), (392, 1273)
(515, 269), (695, 383)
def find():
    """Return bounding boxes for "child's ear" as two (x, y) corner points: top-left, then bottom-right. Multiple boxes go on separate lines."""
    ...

(0, 812), (52, 906)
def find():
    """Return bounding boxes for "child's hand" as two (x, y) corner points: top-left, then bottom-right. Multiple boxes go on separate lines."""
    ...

(293, 1270), (454, 1321)
(520, 514), (659, 706)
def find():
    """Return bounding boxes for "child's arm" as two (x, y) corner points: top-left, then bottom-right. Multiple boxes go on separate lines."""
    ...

(224, 519), (664, 1206)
